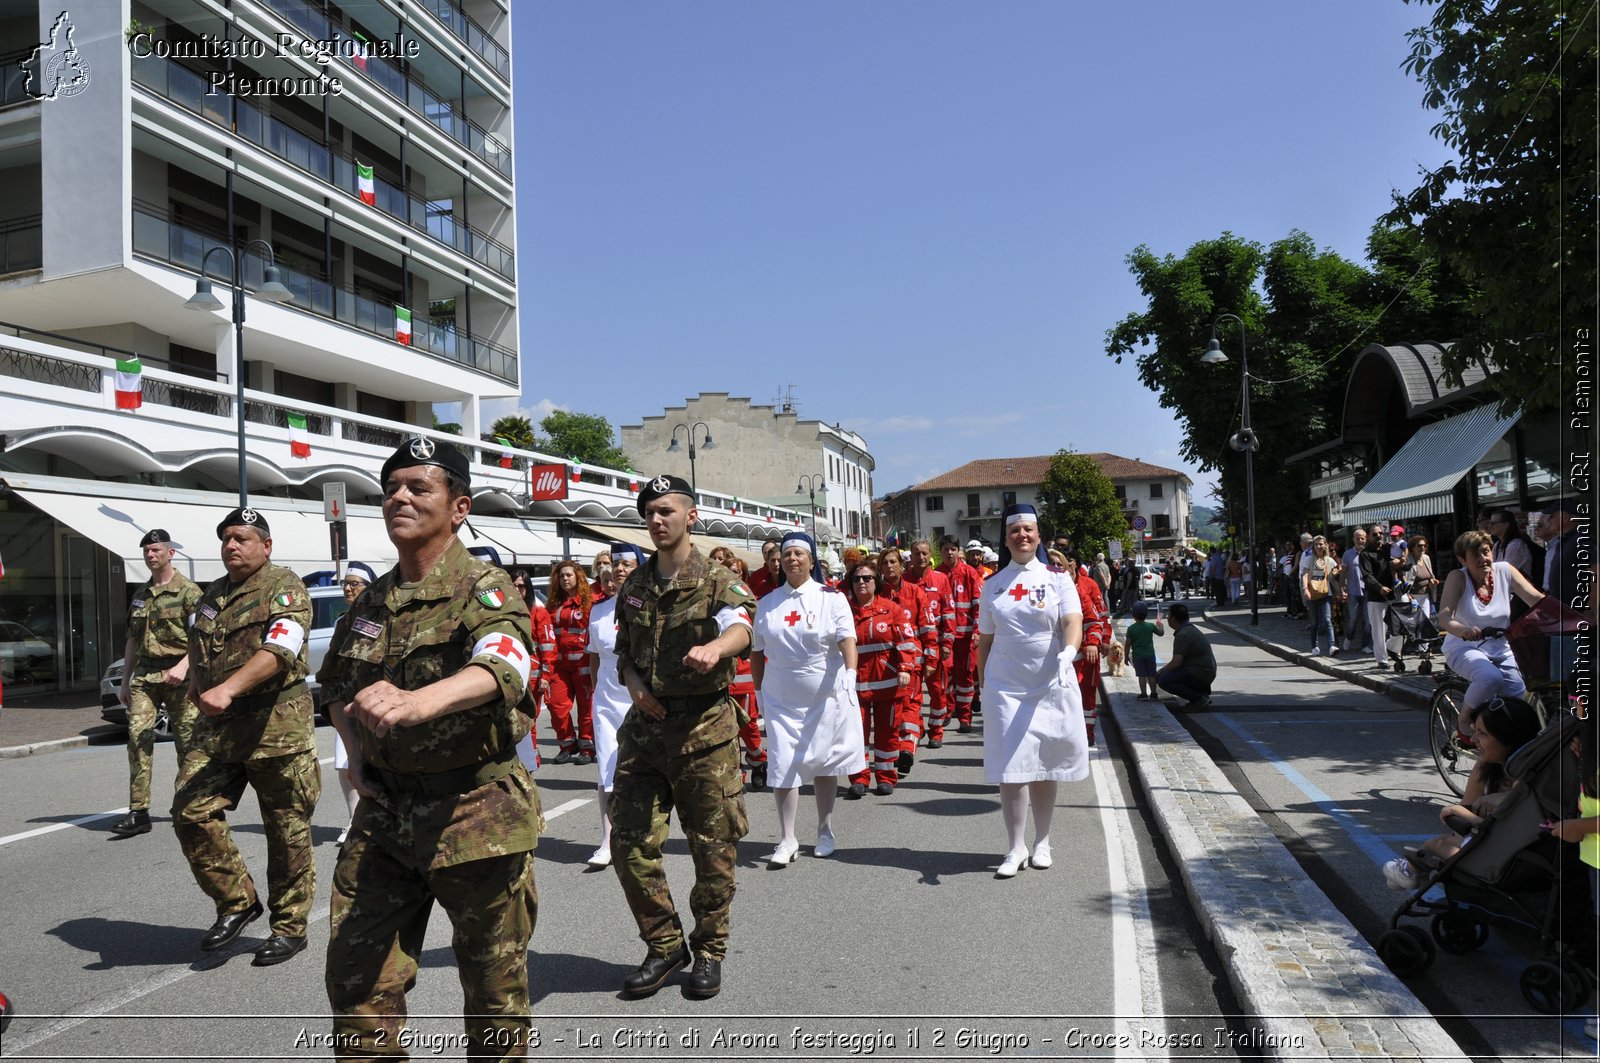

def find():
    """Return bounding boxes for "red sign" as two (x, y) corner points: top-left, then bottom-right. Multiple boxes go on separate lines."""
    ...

(529, 463), (569, 501)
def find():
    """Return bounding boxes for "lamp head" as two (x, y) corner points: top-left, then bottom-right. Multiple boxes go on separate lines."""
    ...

(184, 279), (225, 313)
(666, 436), (681, 453)
(256, 265), (292, 303)
(700, 432), (715, 450)
(1200, 339), (1228, 365)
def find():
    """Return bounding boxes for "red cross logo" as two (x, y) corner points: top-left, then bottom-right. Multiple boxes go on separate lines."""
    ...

(784, 611), (802, 626)
(489, 635), (524, 661)
(268, 621), (290, 640)
(1008, 583), (1029, 601)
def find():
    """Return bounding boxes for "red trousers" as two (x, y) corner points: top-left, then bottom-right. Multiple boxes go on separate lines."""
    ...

(733, 691), (767, 767)
(949, 638), (976, 726)
(897, 674), (924, 753)
(547, 660), (593, 755)
(924, 656), (951, 740)
(1074, 653), (1101, 746)
(850, 693), (901, 786)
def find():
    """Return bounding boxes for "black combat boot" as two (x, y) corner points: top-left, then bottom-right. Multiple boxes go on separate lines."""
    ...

(109, 809), (151, 838)
(621, 943), (689, 998)
(683, 954), (722, 1000)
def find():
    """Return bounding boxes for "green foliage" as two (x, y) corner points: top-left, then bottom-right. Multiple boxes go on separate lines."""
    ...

(1035, 450), (1131, 559)
(483, 415), (536, 452)
(540, 410), (632, 470)
(1387, 0), (1597, 412)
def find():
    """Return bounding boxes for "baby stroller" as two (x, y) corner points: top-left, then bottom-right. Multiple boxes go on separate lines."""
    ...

(1376, 712), (1595, 1013)
(1381, 599), (1442, 674)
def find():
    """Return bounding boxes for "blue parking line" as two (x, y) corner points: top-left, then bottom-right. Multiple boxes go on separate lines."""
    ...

(1212, 713), (1403, 868)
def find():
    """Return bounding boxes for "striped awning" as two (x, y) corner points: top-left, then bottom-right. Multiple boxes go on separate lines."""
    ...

(1341, 405), (1518, 524)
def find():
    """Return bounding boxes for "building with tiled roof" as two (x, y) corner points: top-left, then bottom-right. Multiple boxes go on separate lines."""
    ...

(880, 453), (1193, 553)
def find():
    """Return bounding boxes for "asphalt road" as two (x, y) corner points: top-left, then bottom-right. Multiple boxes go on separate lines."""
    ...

(1146, 614), (1597, 1061)
(1, 711), (1248, 1061)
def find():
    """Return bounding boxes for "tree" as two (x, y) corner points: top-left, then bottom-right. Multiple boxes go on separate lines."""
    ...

(540, 410), (632, 470)
(1035, 451), (1130, 559)
(1387, 0), (1597, 413)
(484, 415), (536, 452)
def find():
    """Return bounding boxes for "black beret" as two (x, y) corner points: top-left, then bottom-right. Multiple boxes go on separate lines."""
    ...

(635, 473), (695, 517)
(216, 507), (270, 540)
(381, 436), (471, 490)
(139, 528), (172, 548)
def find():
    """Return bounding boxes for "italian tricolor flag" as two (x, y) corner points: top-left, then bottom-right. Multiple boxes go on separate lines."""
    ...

(114, 356), (143, 410)
(287, 412), (312, 458)
(394, 306), (412, 345)
(496, 437), (514, 468)
(356, 162), (375, 206)
(350, 30), (369, 72)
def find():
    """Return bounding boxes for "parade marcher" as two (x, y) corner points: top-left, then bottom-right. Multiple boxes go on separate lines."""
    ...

(844, 558), (916, 796)
(510, 568), (558, 773)
(905, 538), (955, 747)
(748, 537), (784, 599)
(938, 535), (984, 733)
(878, 546), (936, 774)
(586, 542), (646, 868)
(546, 560), (595, 764)
(321, 437), (541, 1058)
(611, 475), (756, 1001)
(976, 505), (1085, 878)
(1064, 551), (1111, 747)
(328, 561), (377, 845)
(750, 531), (860, 861)
(111, 528), (202, 838)
(172, 508), (318, 964)
(710, 550), (768, 792)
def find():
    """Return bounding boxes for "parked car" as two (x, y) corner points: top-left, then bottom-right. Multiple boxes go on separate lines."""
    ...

(0, 620), (55, 685)
(1139, 564), (1166, 598)
(101, 585), (348, 736)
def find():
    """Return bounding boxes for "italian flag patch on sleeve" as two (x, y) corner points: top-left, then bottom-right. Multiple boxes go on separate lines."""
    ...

(478, 588), (507, 609)
(274, 593), (294, 608)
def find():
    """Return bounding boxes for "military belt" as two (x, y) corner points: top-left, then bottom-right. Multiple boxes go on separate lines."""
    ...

(136, 654), (186, 670)
(371, 749), (519, 797)
(654, 691), (728, 715)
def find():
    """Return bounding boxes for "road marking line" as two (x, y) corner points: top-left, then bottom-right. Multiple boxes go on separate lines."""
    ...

(0, 808), (128, 847)
(543, 798), (589, 821)
(1090, 746), (1166, 1059)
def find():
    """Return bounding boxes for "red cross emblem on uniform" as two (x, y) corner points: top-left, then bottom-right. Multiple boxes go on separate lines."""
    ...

(1009, 583), (1029, 601)
(784, 611), (802, 626)
(268, 621), (290, 640)
(489, 635), (524, 661)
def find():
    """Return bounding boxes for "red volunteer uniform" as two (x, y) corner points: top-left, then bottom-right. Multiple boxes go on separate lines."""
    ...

(728, 655), (768, 784)
(748, 565), (782, 600)
(548, 595), (594, 759)
(879, 577), (936, 763)
(528, 600), (558, 718)
(848, 596), (918, 789)
(905, 567), (955, 742)
(1073, 566), (1112, 746)
(938, 556), (984, 728)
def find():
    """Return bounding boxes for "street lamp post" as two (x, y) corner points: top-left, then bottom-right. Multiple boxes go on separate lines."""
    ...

(796, 474), (824, 537)
(184, 241), (292, 509)
(666, 421), (715, 499)
(1202, 313), (1261, 627)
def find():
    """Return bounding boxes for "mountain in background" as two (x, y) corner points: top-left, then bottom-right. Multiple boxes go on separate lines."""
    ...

(1191, 504), (1226, 541)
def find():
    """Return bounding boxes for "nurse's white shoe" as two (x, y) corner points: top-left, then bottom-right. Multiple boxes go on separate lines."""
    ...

(1030, 841), (1053, 870)
(995, 850), (1029, 878)
(814, 830), (836, 858)
(767, 839), (800, 866)
(586, 845), (611, 869)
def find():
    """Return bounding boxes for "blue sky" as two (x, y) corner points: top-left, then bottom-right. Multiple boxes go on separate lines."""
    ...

(503, 1), (1457, 504)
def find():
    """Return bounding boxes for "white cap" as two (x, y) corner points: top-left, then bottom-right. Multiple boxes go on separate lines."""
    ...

(983, 547), (998, 563)
(965, 539), (984, 551)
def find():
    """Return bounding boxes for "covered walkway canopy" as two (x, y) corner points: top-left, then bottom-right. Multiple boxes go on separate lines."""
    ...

(1340, 405), (1518, 525)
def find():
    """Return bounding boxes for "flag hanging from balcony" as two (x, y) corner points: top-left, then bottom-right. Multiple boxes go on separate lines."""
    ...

(394, 306), (412, 345)
(287, 412), (312, 458)
(114, 356), (143, 410)
(496, 437), (514, 469)
(569, 463), (583, 484)
(356, 163), (376, 206)
(349, 30), (369, 72)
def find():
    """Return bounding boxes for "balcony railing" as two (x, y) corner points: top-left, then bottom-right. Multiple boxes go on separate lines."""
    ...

(418, 0), (510, 82)
(261, 0), (512, 177)
(132, 57), (514, 281)
(1, 48), (34, 108)
(0, 215), (42, 274)
(131, 202), (519, 385)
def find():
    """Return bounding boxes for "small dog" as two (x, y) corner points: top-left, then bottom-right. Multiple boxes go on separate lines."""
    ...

(1106, 640), (1127, 677)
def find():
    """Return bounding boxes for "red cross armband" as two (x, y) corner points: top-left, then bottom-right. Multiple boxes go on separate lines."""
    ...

(470, 631), (533, 695)
(262, 617), (306, 657)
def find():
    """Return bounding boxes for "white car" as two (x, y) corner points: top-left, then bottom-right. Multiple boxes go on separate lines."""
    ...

(0, 620), (55, 685)
(1138, 564), (1166, 598)
(101, 585), (349, 736)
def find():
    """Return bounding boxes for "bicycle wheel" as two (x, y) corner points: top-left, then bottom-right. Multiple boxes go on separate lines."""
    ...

(1429, 682), (1475, 797)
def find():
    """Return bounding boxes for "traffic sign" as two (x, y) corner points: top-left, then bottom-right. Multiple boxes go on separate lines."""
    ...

(323, 483), (346, 522)
(1131, 515), (1147, 531)
(329, 519), (348, 561)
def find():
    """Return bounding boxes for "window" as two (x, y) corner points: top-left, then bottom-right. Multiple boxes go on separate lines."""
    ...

(932, 526), (945, 542)
(968, 524), (982, 541)
(925, 496), (944, 512)
(1114, 485), (1126, 501)
(1002, 490), (1017, 507)
(1149, 482), (1163, 499)
(967, 493), (980, 514)
(1153, 514), (1171, 534)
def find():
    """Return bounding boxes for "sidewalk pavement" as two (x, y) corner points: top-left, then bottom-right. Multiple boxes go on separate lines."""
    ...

(1103, 599), (1462, 1059)
(0, 689), (120, 758)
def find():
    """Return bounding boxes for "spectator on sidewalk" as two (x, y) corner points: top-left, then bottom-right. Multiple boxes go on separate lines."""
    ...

(1341, 528), (1370, 655)
(1360, 526), (1396, 669)
(1125, 601), (1164, 701)
(1300, 536), (1339, 657)
(1155, 603), (1214, 711)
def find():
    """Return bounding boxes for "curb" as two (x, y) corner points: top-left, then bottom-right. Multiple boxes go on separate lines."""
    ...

(1203, 614), (1433, 710)
(1105, 690), (1462, 1060)
(0, 735), (91, 759)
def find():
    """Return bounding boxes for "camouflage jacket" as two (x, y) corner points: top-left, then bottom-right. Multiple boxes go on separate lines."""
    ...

(190, 561), (313, 761)
(615, 547), (756, 755)
(127, 572), (201, 663)
(318, 539), (539, 867)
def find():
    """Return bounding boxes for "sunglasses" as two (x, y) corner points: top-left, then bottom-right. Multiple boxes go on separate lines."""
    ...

(341, 579), (366, 588)
(851, 574), (877, 583)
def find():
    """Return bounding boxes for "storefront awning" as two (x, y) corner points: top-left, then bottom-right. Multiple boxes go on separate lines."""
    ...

(1341, 405), (1519, 524)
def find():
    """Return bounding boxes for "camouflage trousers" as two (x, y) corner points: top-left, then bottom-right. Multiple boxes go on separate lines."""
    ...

(327, 838), (538, 1060)
(609, 734), (748, 961)
(171, 747), (320, 937)
(125, 672), (198, 810)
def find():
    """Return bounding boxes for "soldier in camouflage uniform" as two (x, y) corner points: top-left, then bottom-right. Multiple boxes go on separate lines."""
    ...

(321, 437), (541, 1061)
(612, 474), (755, 1001)
(110, 528), (202, 839)
(172, 507), (320, 967)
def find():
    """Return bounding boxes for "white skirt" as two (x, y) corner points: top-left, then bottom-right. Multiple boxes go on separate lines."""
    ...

(981, 636), (1088, 784)
(762, 658), (865, 787)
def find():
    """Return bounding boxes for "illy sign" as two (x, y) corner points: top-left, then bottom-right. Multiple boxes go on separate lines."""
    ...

(529, 463), (569, 501)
